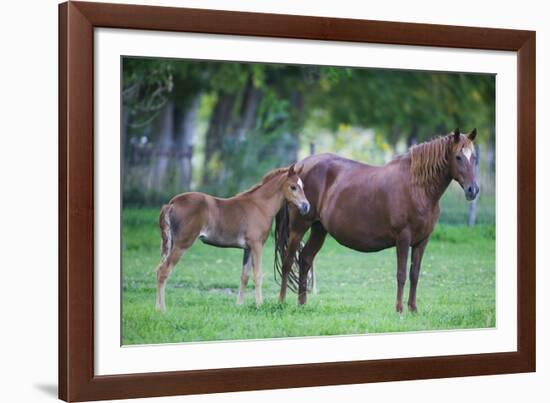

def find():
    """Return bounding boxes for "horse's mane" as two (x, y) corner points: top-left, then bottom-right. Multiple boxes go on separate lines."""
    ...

(235, 167), (290, 197)
(409, 135), (453, 192)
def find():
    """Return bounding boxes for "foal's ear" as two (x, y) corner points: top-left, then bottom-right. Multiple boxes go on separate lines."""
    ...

(468, 128), (477, 141)
(453, 127), (461, 143)
(294, 163), (304, 175)
(288, 164), (295, 177)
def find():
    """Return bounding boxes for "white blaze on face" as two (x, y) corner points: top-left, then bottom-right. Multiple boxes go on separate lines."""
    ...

(463, 143), (475, 162)
(297, 177), (304, 189)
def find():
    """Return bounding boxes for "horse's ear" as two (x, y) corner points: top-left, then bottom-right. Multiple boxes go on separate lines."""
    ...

(294, 163), (304, 176)
(288, 164), (295, 177)
(468, 128), (477, 141)
(453, 128), (460, 143)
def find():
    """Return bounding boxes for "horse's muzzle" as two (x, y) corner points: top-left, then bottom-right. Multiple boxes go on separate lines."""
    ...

(298, 202), (311, 215)
(465, 184), (480, 201)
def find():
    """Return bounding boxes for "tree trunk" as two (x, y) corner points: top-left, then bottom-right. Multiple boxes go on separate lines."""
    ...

(233, 77), (262, 191)
(202, 74), (263, 194)
(121, 106), (130, 187)
(122, 106), (129, 164)
(150, 100), (174, 193)
(202, 92), (237, 191)
(309, 141), (316, 156)
(287, 91), (304, 163)
(406, 123), (418, 148)
(256, 90), (304, 166)
(236, 76), (262, 141)
(174, 94), (200, 192)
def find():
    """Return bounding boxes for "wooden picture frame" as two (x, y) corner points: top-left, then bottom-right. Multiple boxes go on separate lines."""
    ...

(59, 1), (536, 401)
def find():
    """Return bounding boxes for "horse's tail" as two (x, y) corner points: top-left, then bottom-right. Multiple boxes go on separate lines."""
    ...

(159, 204), (174, 262)
(274, 203), (303, 293)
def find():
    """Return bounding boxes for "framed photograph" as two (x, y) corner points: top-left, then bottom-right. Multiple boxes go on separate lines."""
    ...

(59, 1), (535, 401)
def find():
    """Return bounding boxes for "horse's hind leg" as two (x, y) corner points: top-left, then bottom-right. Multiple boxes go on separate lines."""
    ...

(408, 237), (429, 313)
(155, 246), (186, 312)
(298, 222), (327, 305)
(236, 248), (252, 305)
(395, 234), (411, 314)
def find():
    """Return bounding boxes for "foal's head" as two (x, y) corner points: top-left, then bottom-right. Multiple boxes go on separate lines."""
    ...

(448, 128), (479, 201)
(282, 164), (310, 215)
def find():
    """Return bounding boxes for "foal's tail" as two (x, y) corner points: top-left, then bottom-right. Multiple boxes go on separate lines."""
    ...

(159, 204), (174, 262)
(274, 203), (303, 293)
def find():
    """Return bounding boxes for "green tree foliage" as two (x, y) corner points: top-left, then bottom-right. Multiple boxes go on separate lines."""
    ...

(307, 68), (494, 145)
(122, 58), (495, 204)
(123, 58), (175, 128)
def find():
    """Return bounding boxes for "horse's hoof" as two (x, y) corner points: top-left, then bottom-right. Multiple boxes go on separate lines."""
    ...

(408, 305), (418, 314)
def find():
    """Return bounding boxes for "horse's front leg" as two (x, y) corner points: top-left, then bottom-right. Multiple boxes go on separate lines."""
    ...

(408, 237), (429, 313)
(250, 242), (264, 307)
(236, 248), (252, 305)
(298, 222), (327, 305)
(395, 235), (411, 314)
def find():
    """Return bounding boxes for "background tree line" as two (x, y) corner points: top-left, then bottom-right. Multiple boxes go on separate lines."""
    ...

(122, 57), (495, 225)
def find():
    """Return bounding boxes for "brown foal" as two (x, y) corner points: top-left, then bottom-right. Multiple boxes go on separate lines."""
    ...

(275, 129), (479, 313)
(155, 164), (310, 312)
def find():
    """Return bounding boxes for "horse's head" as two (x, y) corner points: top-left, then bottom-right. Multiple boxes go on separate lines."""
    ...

(448, 128), (479, 201)
(283, 164), (310, 215)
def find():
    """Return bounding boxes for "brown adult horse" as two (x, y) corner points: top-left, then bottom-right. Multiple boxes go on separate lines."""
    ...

(155, 164), (310, 312)
(275, 128), (479, 313)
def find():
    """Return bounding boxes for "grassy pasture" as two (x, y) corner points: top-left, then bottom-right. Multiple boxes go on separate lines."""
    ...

(122, 205), (495, 345)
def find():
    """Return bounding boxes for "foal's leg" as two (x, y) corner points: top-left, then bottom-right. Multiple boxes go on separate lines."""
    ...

(156, 246), (186, 312)
(250, 242), (264, 307)
(408, 237), (429, 313)
(395, 235), (411, 314)
(298, 222), (327, 305)
(236, 248), (252, 305)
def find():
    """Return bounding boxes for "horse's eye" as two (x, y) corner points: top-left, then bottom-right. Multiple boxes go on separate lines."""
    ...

(290, 185), (297, 191)
(456, 155), (462, 161)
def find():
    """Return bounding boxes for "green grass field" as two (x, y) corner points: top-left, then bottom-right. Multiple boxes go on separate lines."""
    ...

(122, 205), (496, 345)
